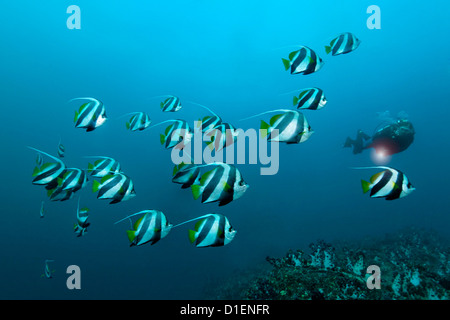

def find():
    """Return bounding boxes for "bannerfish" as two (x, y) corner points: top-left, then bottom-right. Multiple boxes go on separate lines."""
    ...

(56, 168), (88, 193)
(241, 109), (313, 144)
(42, 260), (55, 279)
(293, 87), (327, 110)
(36, 153), (43, 166)
(86, 156), (121, 178)
(282, 46), (324, 75)
(28, 147), (66, 186)
(205, 122), (239, 151)
(125, 112), (152, 132)
(47, 184), (74, 202)
(115, 210), (172, 246)
(40, 201), (45, 218)
(325, 32), (361, 56)
(355, 166), (415, 200)
(57, 140), (65, 158)
(149, 119), (193, 149)
(173, 214), (236, 248)
(196, 115), (222, 133)
(71, 97), (107, 132)
(74, 198), (90, 237)
(191, 163), (249, 206)
(161, 96), (182, 112)
(172, 162), (200, 189)
(185, 101), (223, 133)
(92, 173), (136, 204)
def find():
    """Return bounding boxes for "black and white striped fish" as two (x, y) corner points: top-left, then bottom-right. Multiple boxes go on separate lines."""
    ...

(152, 119), (193, 149)
(282, 46), (324, 75)
(29, 147), (66, 186)
(115, 210), (172, 246)
(125, 112), (152, 131)
(92, 173), (136, 204)
(47, 183), (74, 201)
(196, 115), (223, 133)
(241, 109), (313, 144)
(72, 97), (107, 132)
(186, 101), (223, 133)
(36, 153), (43, 166)
(261, 110), (313, 144)
(42, 259), (55, 279)
(205, 122), (239, 151)
(160, 96), (182, 112)
(57, 168), (88, 193)
(357, 166), (415, 200)
(185, 214), (236, 248)
(86, 156), (121, 178)
(172, 162), (200, 189)
(293, 87), (327, 110)
(40, 201), (45, 218)
(57, 140), (65, 158)
(191, 163), (249, 206)
(325, 32), (361, 56)
(74, 198), (90, 237)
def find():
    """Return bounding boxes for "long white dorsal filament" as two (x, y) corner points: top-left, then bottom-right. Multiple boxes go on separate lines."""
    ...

(171, 214), (213, 229)
(239, 109), (292, 122)
(114, 210), (151, 225)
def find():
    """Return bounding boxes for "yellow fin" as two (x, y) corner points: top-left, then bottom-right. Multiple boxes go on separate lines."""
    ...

(370, 171), (384, 184)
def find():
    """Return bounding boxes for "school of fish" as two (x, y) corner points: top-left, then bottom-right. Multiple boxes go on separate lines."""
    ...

(29, 32), (416, 274)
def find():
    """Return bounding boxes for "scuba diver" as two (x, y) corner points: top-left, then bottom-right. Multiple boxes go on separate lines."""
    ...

(344, 112), (415, 156)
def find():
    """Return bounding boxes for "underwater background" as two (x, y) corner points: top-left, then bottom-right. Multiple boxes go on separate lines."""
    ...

(0, 0), (449, 299)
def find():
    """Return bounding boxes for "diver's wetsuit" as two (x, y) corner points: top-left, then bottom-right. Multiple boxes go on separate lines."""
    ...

(344, 119), (415, 155)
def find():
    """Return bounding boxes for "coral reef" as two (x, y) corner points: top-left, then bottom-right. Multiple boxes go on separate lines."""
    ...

(204, 227), (450, 300)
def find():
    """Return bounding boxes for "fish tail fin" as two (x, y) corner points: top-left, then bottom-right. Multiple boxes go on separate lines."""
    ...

(125, 122), (130, 130)
(325, 45), (332, 54)
(361, 180), (371, 194)
(281, 58), (291, 71)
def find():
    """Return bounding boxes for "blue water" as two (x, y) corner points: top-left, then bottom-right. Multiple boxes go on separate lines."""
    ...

(0, 0), (449, 299)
